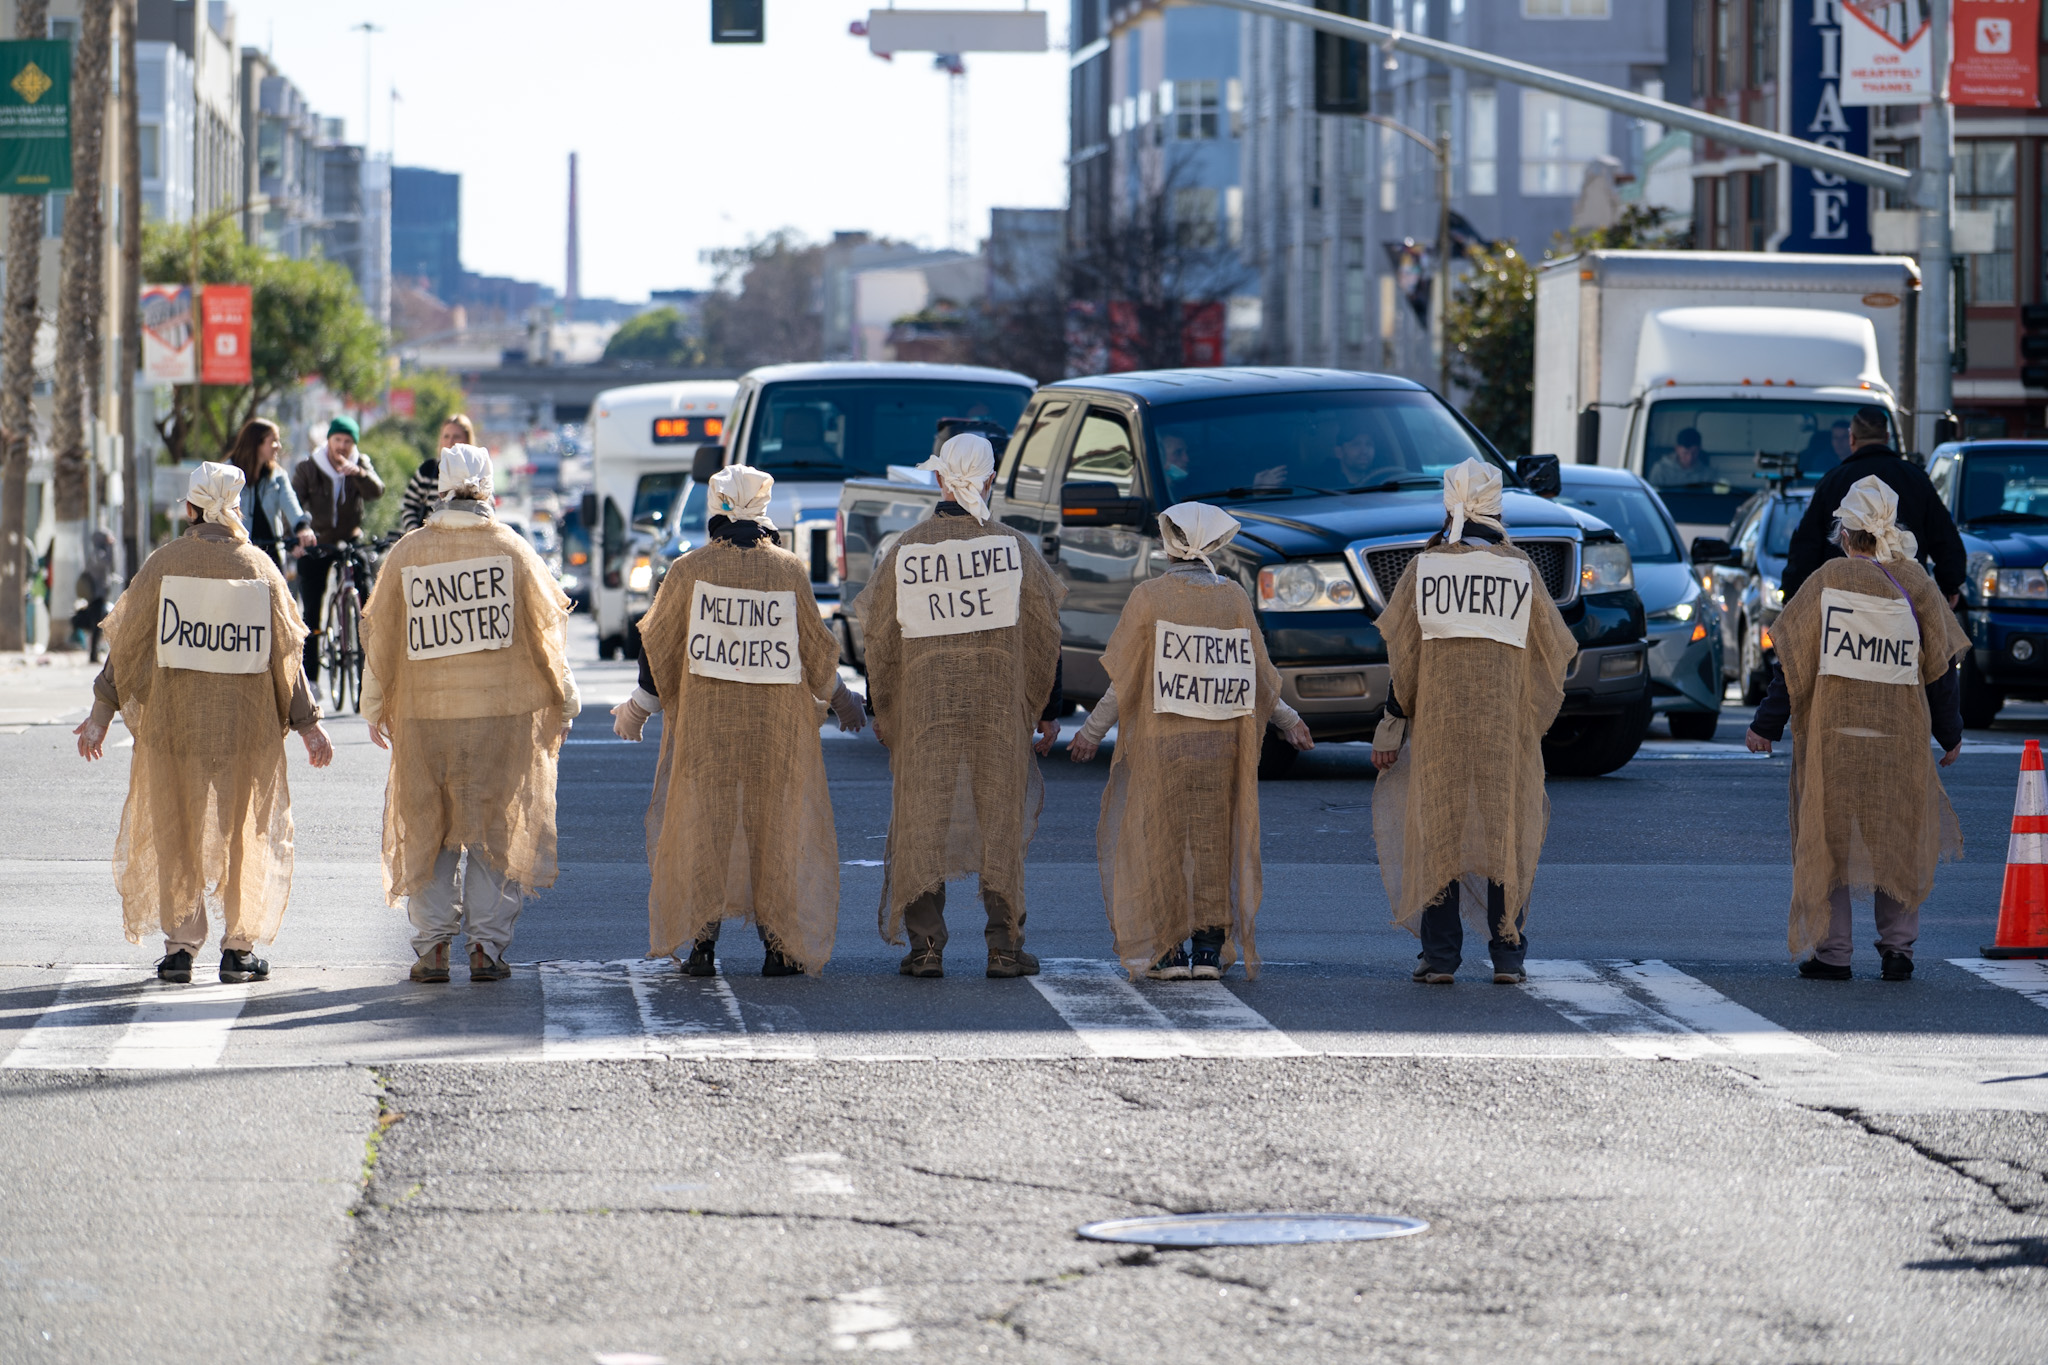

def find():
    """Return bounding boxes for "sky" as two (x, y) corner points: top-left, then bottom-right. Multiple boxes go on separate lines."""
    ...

(222, 0), (1074, 302)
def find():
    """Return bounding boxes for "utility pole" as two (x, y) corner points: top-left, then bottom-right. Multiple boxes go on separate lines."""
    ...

(1916, 0), (1954, 452)
(1353, 112), (1451, 391)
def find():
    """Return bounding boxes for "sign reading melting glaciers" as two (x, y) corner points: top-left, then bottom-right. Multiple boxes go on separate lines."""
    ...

(0, 39), (70, 194)
(687, 583), (801, 684)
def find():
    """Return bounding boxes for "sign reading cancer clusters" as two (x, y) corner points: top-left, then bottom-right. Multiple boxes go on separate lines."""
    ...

(687, 583), (800, 684)
(1818, 588), (1919, 685)
(156, 577), (271, 674)
(1414, 551), (1534, 649)
(1152, 620), (1256, 721)
(402, 555), (516, 661)
(1952, 0), (2040, 108)
(893, 535), (1023, 638)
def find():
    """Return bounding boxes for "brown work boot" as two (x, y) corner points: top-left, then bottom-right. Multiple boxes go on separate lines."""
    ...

(986, 948), (1040, 979)
(468, 945), (511, 982)
(898, 939), (944, 978)
(409, 942), (450, 983)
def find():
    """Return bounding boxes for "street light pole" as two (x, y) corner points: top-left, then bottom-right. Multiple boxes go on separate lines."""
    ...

(1352, 113), (1452, 392)
(1916, 0), (1954, 452)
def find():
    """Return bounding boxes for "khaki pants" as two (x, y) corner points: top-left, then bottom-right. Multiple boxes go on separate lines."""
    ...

(163, 906), (254, 957)
(904, 886), (1024, 954)
(408, 848), (523, 958)
(1815, 886), (1917, 966)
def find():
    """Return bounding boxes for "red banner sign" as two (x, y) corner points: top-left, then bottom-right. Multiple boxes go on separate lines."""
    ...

(1953, 0), (2039, 108)
(200, 284), (252, 385)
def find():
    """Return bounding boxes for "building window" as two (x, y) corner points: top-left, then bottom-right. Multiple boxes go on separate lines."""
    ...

(1227, 77), (1244, 138)
(1744, 171), (1774, 251)
(1747, 0), (1777, 86)
(1343, 239), (1366, 348)
(1714, 0), (1737, 97)
(1174, 187), (1220, 247)
(1712, 178), (1730, 249)
(1226, 186), (1243, 247)
(1304, 242), (1324, 349)
(1173, 80), (1219, 140)
(1522, 0), (1608, 15)
(138, 124), (159, 182)
(1466, 87), (1497, 195)
(1520, 89), (1609, 196)
(1379, 122), (1398, 211)
(1137, 89), (1152, 126)
(1311, 117), (1324, 209)
(1957, 139), (2016, 305)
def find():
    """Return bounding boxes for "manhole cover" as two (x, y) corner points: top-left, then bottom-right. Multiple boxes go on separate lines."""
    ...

(1077, 1213), (1427, 1247)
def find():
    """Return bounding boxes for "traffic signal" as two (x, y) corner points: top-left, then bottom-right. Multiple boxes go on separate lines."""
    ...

(1313, 0), (1372, 116)
(2023, 303), (2048, 390)
(712, 0), (763, 44)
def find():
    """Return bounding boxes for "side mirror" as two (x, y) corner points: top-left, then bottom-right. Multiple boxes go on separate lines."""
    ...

(1690, 536), (1736, 567)
(1061, 480), (1148, 529)
(579, 492), (598, 527)
(1575, 407), (1601, 466)
(1516, 454), (1562, 498)
(691, 445), (726, 483)
(1933, 416), (1959, 447)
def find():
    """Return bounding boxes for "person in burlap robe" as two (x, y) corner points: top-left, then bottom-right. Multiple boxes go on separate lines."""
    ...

(1372, 458), (1576, 984)
(361, 445), (578, 984)
(611, 464), (865, 977)
(1746, 475), (1968, 982)
(855, 432), (1065, 979)
(74, 462), (335, 984)
(1069, 502), (1313, 981)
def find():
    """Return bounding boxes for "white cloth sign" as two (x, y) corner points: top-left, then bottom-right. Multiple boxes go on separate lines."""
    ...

(893, 534), (1023, 638)
(1152, 619), (1256, 720)
(686, 583), (801, 684)
(1839, 2), (1933, 106)
(1817, 587), (1919, 685)
(1414, 551), (1534, 648)
(403, 555), (516, 661)
(156, 576), (273, 673)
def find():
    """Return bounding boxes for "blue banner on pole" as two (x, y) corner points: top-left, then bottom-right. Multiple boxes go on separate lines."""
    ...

(1780, 0), (1872, 253)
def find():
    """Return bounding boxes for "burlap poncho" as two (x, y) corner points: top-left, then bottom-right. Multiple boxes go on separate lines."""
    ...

(102, 530), (310, 945)
(1372, 541), (1576, 936)
(637, 538), (842, 970)
(1096, 568), (1279, 978)
(362, 517), (571, 903)
(1775, 553), (1969, 954)
(855, 514), (1064, 944)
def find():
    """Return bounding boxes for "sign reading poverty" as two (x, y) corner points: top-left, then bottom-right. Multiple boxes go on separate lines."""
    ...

(893, 534), (1023, 638)
(1152, 619), (1256, 720)
(1817, 587), (1918, 685)
(0, 40), (70, 194)
(686, 582), (800, 684)
(1413, 551), (1534, 648)
(155, 577), (271, 674)
(402, 555), (516, 661)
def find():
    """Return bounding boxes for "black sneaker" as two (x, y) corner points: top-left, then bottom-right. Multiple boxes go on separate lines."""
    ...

(762, 947), (802, 977)
(1190, 944), (1223, 981)
(1411, 959), (1455, 985)
(1146, 944), (1191, 980)
(1880, 951), (1914, 982)
(219, 949), (268, 983)
(1797, 958), (1853, 981)
(156, 950), (192, 984)
(681, 940), (717, 977)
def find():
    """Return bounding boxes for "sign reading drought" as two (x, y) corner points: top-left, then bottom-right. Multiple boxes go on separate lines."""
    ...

(687, 583), (800, 684)
(1152, 620), (1256, 720)
(156, 576), (271, 674)
(1414, 550), (1533, 648)
(1818, 587), (1918, 685)
(894, 534), (1023, 638)
(402, 555), (516, 661)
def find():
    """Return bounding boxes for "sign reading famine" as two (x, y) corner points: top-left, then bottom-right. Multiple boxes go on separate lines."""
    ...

(403, 555), (516, 661)
(156, 576), (272, 674)
(893, 534), (1023, 638)
(1414, 551), (1534, 648)
(687, 582), (801, 684)
(1817, 587), (1918, 685)
(1152, 619), (1256, 720)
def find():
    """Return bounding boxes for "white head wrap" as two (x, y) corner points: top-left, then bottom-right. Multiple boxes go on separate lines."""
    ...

(918, 432), (995, 523)
(1836, 474), (1917, 563)
(710, 464), (777, 529)
(1442, 457), (1508, 544)
(437, 443), (494, 499)
(1157, 500), (1241, 574)
(186, 461), (248, 539)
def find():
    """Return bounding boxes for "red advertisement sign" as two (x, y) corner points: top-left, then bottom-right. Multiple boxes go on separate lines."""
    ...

(1953, 0), (2040, 108)
(199, 284), (252, 385)
(388, 387), (415, 419)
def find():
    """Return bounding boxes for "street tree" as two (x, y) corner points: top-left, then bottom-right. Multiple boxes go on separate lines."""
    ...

(602, 305), (703, 367)
(0, 0), (47, 653)
(359, 368), (468, 539)
(700, 230), (824, 368)
(117, 0), (139, 573)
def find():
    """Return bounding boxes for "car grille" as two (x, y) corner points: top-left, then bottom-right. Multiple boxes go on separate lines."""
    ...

(1363, 539), (1574, 602)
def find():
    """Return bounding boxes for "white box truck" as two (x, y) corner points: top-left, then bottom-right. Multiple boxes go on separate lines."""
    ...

(1532, 250), (1921, 543)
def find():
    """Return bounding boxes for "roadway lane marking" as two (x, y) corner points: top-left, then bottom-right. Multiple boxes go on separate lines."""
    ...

(0, 966), (131, 1069)
(828, 1288), (913, 1351)
(538, 959), (817, 1061)
(1524, 960), (1830, 1060)
(101, 982), (252, 1069)
(1029, 959), (1308, 1059)
(1611, 960), (1830, 1055)
(1949, 958), (2048, 1011)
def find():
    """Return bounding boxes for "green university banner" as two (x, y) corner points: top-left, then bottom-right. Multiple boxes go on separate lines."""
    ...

(0, 40), (69, 194)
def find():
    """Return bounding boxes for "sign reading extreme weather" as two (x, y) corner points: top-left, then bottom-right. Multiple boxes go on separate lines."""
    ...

(1152, 620), (1256, 721)
(402, 555), (516, 661)
(0, 40), (70, 194)
(156, 577), (271, 674)
(687, 583), (800, 684)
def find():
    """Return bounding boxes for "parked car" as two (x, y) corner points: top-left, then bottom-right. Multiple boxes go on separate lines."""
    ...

(1928, 439), (2048, 728)
(1558, 465), (1723, 739)
(1705, 484), (1812, 704)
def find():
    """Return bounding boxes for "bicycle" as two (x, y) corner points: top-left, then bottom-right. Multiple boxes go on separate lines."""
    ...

(311, 533), (400, 714)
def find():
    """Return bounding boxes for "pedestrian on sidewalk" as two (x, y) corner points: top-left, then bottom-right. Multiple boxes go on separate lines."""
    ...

(361, 445), (577, 984)
(1744, 476), (1969, 981)
(612, 465), (860, 977)
(1372, 459), (1576, 985)
(854, 432), (1065, 979)
(73, 462), (334, 984)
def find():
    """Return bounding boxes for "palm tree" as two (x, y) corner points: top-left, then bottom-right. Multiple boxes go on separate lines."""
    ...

(118, 0), (138, 573)
(0, 0), (48, 653)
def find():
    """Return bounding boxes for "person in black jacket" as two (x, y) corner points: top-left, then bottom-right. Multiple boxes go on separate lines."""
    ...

(1780, 406), (1967, 604)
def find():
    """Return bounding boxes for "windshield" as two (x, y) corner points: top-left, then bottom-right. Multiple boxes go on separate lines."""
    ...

(1959, 450), (2048, 524)
(1557, 482), (1679, 563)
(744, 379), (1031, 481)
(1153, 389), (1497, 503)
(1643, 399), (1879, 527)
(632, 471), (689, 529)
(1764, 496), (1810, 556)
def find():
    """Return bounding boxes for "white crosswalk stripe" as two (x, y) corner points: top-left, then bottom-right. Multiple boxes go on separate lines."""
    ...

(1523, 959), (1831, 1060)
(539, 959), (816, 1061)
(1029, 958), (1309, 1059)
(1949, 957), (2048, 1011)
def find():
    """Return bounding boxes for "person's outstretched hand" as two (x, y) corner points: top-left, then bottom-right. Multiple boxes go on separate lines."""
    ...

(367, 719), (390, 751)
(1941, 742), (1962, 768)
(1371, 745), (1400, 773)
(303, 723), (335, 768)
(1033, 718), (1060, 757)
(611, 697), (650, 742)
(1284, 718), (1314, 752)
(1744, 728), (1773, 756)
(73, 717), (107, 761)
(1069, 732), (1099, 763)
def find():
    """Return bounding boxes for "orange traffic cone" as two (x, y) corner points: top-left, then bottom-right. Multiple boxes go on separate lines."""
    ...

(1984, 739), (2048, 958)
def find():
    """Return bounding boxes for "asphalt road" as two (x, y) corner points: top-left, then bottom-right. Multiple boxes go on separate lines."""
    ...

(2, 620), (2045, 1363)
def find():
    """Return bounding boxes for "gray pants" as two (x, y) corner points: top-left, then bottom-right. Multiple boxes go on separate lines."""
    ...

(408, 848), (523, 958)
(1419, 880), (1526, 974)
(1814, 886), (1917, 967)
(163, 906), (253, 957)
(904, 886), (1024, 953)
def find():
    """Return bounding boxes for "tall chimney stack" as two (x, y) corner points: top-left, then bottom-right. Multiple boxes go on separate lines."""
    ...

(565, 151), (580, 317)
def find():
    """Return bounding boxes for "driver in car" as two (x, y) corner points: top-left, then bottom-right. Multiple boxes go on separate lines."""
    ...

(1649, 427), (1711, 488)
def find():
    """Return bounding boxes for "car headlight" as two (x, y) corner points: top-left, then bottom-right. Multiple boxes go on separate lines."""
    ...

(1991, 567), (2048, 600)
(1765, 579), (1784, 608)
(1580, 539), (1633, 594)
(1257, 559), (1360, 612)
(627, 554), (653, 593)
(1649, 601), (1694, 624)
(1968, 550), (1996, 604)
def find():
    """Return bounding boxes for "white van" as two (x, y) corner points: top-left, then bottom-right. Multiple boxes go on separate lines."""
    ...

(585, 378), (738, 659)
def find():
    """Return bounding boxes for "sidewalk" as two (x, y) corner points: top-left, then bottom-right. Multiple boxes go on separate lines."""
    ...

(0, 651), (103, 730)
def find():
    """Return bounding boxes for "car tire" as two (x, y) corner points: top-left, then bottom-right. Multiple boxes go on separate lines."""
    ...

(598, 634), (619, 662)
(1257, 726), (1300, 780)
(1542, 694), (1653, 777)
(1739, 622), (1770, 706)
(1667, 710), (1720, 741)
(1960, 654), (2004, 730)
